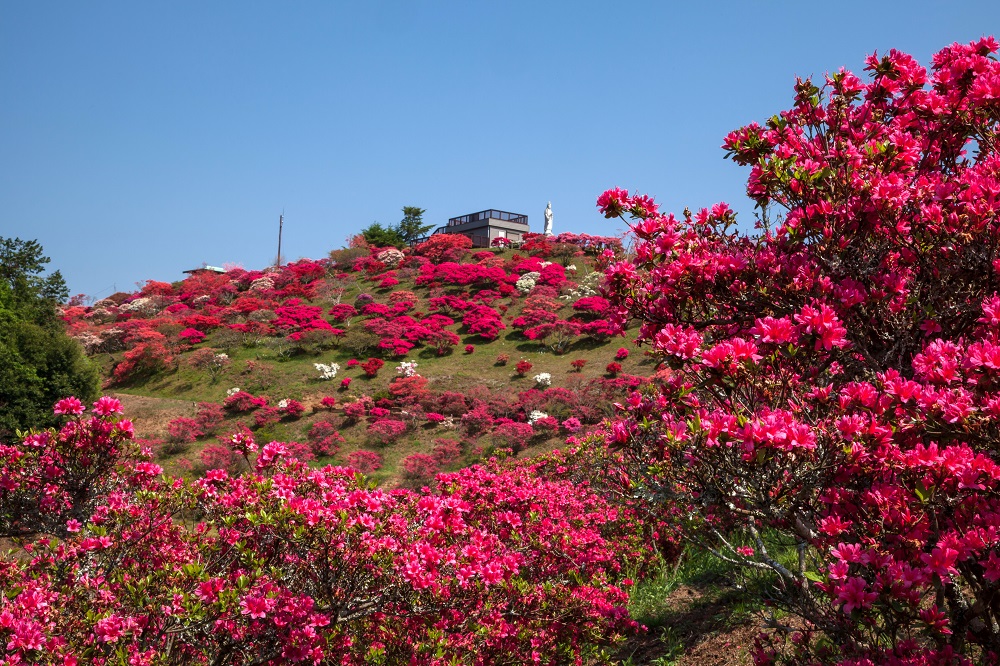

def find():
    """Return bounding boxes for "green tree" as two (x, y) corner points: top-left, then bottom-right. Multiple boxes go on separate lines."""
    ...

(359, 222), (405, 249)
(0, 238), (99, 440)
(395, 206), (432, 244)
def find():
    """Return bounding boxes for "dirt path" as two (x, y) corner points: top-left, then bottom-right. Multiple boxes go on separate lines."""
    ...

(112, 392), (198, 439)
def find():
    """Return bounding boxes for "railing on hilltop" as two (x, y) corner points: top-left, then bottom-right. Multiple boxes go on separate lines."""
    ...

(447, 209), (528, 227)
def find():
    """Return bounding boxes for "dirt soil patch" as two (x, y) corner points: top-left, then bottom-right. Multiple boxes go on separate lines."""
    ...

(613, 585), (760, 666)
(112, 392), (198, 439)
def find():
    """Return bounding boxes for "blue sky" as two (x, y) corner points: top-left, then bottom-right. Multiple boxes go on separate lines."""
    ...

(2, 2), (998, 298)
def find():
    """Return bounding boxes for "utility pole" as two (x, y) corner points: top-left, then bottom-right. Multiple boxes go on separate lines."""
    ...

(276, 212), (284, 267)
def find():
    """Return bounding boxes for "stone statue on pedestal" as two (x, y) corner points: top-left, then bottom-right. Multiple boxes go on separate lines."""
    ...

(543, 201), (553, 236)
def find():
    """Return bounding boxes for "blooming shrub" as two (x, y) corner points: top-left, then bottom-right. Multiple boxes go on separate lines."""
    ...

(561, 417), (583, 433)
(495, 353), (510, 366)
(570, 359), (586, 372)
(223, 390), (267, 413)
(1, 398), (643, 665)
(319, 395), (337, 409)
(515, 360), (532, 376)
(368, 419), (407, 446)
(345, 449), (383, 474)
(314, 361), (340, 380)
(361, 357), (384, 377)
(178, 327), (206, 344)
(615, 347), (629, 360)
(167, 417), (203, 443)
(277, 398), (305, 419)
(431, 438), (463, 466)
(488, 421), (534, 452)
(400, 453), (440, 481)
(396, 360), (419, 377)
(605, 362), (622, 377)
(340, 377), (352, 390)
(602, 38), (1000, 664)
(464, 344), (475, 354)
(533, 372), (552, 387)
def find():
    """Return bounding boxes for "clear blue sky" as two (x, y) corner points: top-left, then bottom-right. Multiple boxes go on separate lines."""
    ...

(2, 2), (997, 299)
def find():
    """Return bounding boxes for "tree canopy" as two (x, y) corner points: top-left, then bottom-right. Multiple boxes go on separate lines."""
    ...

(0, 237), (98, 439)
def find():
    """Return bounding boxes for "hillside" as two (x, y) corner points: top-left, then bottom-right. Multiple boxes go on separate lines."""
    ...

(60, 231), (650, 486)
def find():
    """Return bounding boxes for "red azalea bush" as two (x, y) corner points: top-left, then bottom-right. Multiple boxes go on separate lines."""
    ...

(1, 398), (645, 664)
(602, 37), (1000, 664)
(514, 360), (532, 376)
(178, 327), (206, 344)
(615, 347), (629, 360)
(570, 359), (587, 372)
(464, 344), (475, 354)
(345, 449), (383, 474)
(223, 390), (267, 413)
(367, 419), (408, 446)
(278, 399), (305, 419)
(400, 453), (441, 482)
(361, 357), (384, 378)
(495, 353), (510, 366)
(167, 417), (203, 443)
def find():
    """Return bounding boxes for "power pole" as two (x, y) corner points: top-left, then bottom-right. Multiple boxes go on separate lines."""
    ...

(276, 212), (284, 267)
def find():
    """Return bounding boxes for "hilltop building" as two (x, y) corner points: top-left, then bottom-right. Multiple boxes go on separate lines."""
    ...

(182, 265), (227, 276)
(415, 209), (529, 247)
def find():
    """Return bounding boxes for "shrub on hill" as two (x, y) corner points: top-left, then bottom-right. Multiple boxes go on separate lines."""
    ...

(0, 397), (644, 664)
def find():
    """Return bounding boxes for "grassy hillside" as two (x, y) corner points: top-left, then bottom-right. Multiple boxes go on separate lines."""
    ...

(62, 233), (652, 486)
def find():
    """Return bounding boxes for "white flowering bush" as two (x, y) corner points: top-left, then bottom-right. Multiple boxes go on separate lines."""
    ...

(527, 410), (549, 425)
(314, 362), (341, 380)
(396, 360), (419, 378)
(515, 272), (540, 294)
(565, 264), (577, 272)
(533, 372), (552, 387)
(277, 399), (289, 409)
(249, 276), (275, 292)
(561, 270), (603, 300)
(376, 248), (405, 268)
(226, 387), (241, 397)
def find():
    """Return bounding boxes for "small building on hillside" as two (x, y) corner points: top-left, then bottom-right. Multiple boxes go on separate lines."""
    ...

(415, 209), (529, 247)
(182, 265), (227, 277)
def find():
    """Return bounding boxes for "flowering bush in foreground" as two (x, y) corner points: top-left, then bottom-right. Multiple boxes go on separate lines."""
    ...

(602, 37), (1000, 664)
(0, 398), (640, 664)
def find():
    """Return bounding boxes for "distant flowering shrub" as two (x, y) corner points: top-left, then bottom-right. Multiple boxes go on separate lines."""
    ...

(367, 419), (407, 446)
(464, 344), (475, 354)
(345, 448), (383, 473)
(167, 417), (203, 444)
(515, 272), (540, 294)
(396, 360), (419, 378)
(561, 417), (583, 433)
(533, 372), (552, 387)
(376, 247), (405, 268)
(515, 360), (532, 376)
(495, 353), (510, 366)
(604, 362), (622, 377)
(340, 377), (352, 390)
(314, 361), (341, 380)
(179, 327), (206, 344)
(320, 395), (337, 409)
(570, 359), (586, 372)
(527, 410), (549, 425)
(400, 453), (440, 481)
(361, 357), (384, 377)
(277, 399), (305, 419)
(223, 390), (267, 413)
(615, 348), (629, 360)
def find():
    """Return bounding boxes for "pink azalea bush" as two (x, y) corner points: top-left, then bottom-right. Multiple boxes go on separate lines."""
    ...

(0, 398), (644, 663)
(602, 37), (1000, 663)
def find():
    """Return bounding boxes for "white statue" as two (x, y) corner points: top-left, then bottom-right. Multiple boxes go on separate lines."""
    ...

(543, 201), (553, 236)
